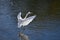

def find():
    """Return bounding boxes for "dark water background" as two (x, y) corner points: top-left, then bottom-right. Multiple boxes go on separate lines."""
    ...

(0, 0), (60, 40)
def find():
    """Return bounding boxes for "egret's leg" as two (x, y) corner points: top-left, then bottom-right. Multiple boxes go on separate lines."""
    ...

(18, 26), (26, 33)
(21, 26), (25, 32)
(17, 27), (23, 33)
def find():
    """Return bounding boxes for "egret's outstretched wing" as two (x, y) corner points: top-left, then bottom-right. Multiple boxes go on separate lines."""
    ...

(22, 15), (36, 26)
(18, 19), (23, 28)
(17, 12), (23, 28)
(17, 12), (22, 19)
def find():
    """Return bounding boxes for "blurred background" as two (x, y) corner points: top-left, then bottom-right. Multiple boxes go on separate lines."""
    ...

(0, 0), (60, 40)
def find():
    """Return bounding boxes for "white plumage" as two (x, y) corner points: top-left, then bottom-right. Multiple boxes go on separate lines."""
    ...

(17, 12), (36, 28)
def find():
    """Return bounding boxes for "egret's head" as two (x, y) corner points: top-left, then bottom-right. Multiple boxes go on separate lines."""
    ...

(27, 12), (32, 15)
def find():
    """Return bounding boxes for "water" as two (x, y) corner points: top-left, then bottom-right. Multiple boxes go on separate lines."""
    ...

(0, 0), (60, 40)
(24, 21), (60, 40)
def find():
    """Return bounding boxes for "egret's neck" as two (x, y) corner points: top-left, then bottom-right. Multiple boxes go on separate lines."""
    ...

(24, 13), (29, 19)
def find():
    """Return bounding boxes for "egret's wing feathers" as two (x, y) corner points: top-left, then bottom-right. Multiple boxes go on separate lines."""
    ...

(17, 12), (22, 19)
(18, 19), (23, 28)
(22, 15), (36, 26)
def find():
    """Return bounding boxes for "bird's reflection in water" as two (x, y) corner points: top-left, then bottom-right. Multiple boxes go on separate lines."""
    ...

(19, 32), (29, 40)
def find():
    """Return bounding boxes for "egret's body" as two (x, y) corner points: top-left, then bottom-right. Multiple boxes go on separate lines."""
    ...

(17, 12), (36, 28)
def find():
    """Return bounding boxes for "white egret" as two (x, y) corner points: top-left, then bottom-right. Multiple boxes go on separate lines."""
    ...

(17, 12), (36, 28)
